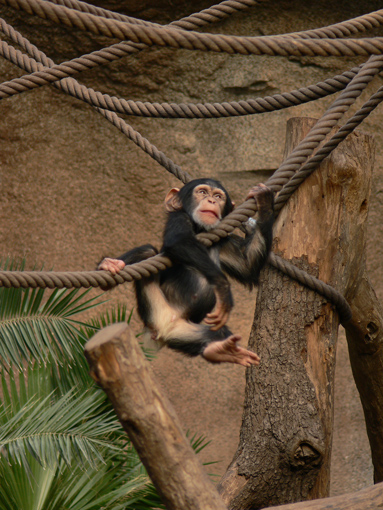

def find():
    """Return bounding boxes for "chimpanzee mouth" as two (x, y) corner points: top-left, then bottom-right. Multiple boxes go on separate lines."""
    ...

(201, 210), (218, 218)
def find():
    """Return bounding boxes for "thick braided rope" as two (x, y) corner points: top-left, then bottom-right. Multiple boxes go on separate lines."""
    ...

(0, 257), (172, 289)
(1, 1), (232, 185)
(60, 67), (361, 119)
(0, 201), (258, 290)
(49, 0), (383, 41)
(0, 1), (254, 184)
(0, 0), (374, 114)
(0, 1), (262, 100)
(0, 12), (365, 188)
(162, 0), (261, 31)
(0, 39), (144, 99)
(266, 54), (383, 191)
(44, 0), (383, 42)
(4, 0), (383, 50)
(275, 85), (383, 213)
(269, 254), (352, 324)
(94, 107), (192, 183)
(0, 29), (362, 118)
(1, 6), (383, 103)
(2, 0), (383, 57)
(47, 0), (260, 30)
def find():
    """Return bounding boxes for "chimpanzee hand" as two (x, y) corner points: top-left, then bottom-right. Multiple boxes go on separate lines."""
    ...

(98, 258), (125, 275)
(204, 292), (231, 330)
(246, 183), (274, 216)
(202, 335), (260, 367)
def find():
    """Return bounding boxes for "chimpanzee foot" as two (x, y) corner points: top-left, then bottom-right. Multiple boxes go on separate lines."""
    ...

(202, 334), (260, 367)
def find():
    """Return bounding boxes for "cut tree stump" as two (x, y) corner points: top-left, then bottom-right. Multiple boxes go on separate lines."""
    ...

(218, 117), (376, 509)
(84, 322), (227, 510)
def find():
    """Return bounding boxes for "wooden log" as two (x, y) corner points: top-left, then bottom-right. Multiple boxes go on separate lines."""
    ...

(84, 323), (227, 510)
(218, 117), (375, 509)
(344, 272), (383, 482)
(264, 480), (383, 510)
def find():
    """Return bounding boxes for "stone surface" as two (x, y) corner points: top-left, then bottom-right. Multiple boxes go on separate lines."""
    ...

(0, 0), (382, 497)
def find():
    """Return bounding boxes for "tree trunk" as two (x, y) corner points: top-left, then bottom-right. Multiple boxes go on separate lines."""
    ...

(344, 273), (383, 482)
(218, 117), (375, 509)
(84, 323), (227, 510)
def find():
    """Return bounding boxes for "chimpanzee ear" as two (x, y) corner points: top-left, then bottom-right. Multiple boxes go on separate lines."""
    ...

(226, 200), (235, 214)
(165, 188), (182, 212)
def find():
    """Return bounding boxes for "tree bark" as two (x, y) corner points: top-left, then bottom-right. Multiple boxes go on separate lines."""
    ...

(344, 272), (383, 482)
(218, 117), (375, 509)
(84, 322), (227, 510)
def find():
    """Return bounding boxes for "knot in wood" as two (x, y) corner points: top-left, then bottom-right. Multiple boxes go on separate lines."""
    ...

(363, 320), (381, 354)
(290, 441), (323, 469)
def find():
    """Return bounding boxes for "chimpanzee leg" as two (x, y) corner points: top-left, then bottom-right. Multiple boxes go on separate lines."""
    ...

(116, 244), (259, 364)
(138, 280), (260, 366)
(118, 245), (229, 353)
(137, 279), (232, 356)
(117, 244), (161, 326)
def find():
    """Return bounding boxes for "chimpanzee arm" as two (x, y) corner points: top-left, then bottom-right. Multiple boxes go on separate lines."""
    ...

(219, 185), (274, 289)
(219, 228), (270, 289)
(162, 211), (233, 312)
(117, 244), (158, 265)
(97, 245), (158, 274)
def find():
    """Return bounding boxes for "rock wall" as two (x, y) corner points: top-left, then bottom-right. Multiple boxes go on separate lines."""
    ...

(0, 0), (382, 497)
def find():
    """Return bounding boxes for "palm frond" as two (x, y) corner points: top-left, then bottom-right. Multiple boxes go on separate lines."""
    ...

(186, 430), (215, 456)
(81, 303), (130, 339)
(0, 284), (105, 369)
(0, 444), (158, 510)
(0, 370), (124, 471)
(0, 423), (162, 510)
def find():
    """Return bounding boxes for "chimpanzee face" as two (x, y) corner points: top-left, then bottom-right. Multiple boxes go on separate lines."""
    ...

(191, 184), (227, 230)
(164, 178), (234, 231)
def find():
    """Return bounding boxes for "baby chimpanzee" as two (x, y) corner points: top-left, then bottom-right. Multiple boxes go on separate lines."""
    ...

(98, 178), (274, 367)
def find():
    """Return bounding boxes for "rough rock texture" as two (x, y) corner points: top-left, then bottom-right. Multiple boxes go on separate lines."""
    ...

(0, 0), (382, 497)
